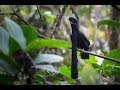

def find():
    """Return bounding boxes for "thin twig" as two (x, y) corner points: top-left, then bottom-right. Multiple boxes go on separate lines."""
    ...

(0, 13), (15, 15)
(77, 48), (120, 63)
(36, 5), (43, 27)
(36, 5), (42, 21)
(111, 5), (120, 13)
(72, 10), (80, 28)
(9, 6), (48, 39)
(51, 5), (68, 38)
(70, 5), (79, 28)
(10, 6), (30, 26)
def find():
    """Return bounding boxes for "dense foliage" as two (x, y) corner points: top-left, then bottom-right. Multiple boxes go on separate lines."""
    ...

(0, 5), (120, 85)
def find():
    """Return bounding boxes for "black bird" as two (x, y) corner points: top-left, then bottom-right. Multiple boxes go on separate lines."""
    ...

(69, 17), (90, 59)
(69, 17), (90, 79)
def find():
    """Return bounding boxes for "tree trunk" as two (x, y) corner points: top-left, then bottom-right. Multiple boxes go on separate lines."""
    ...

(108, 6), (120, 50)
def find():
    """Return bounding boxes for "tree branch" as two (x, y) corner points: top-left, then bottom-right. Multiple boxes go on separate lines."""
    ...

(51, 5), (68, 38)
(111, 5), (120, 13)
(77, 48), (120, 63)
(9, 6), (48, 39)
(36, 5), (42, 21)
(10, 6), (30, 26)
(72, 10), (80, 28)
(36, 5), (44, 28)
(0, 13), (15, 15)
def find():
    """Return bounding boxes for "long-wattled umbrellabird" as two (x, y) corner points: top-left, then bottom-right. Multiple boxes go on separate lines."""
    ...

(69, 17), (90, 59)
(69, 17), (90, 79)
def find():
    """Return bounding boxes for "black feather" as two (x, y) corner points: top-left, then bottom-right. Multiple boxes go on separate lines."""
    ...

(69, 17), (90, 79)
(77, 31), (90, 59)
(69, 17), (90, 59)
(69, 17), (78, 79)
(70, 31), (78, 79)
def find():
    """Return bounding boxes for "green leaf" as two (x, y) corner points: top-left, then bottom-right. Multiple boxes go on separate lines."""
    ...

(43, 11), (55, 23)
(85, 55), (100, 72)
(19, 7), (30, 15)
(0, 74), (14, 85)
(78, 52), (97, 64)
(0, 52), (18, 77)
(102, 49), (120, 66)
(36, 65), (59, 73)
(34, 54), (64, 64)
(8, 37), (21, 56)
(102, 49), (120, 76)
(59, 65), (100, 85)
(59, 66), (71, 79)
(4, 17), (26, 50)
(25, 39), (70, 52)
(97, 20), (120, 28)
(0, 27), (9, 55)
(92, 63), (101, 69)
(89, 55), (97, 64)
(21, 25), (38, 45)
(79, 64), (100, 85)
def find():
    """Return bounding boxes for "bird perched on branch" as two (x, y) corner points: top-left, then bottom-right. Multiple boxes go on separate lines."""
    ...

(69, 17), (90, 59)
(69, 17), (90, 79)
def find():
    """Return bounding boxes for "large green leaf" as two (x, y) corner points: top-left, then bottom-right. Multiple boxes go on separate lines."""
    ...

(4, 17), (26, 50)
(59, 65), (100, 85)
(102, 49), (120, 66)
(59, 66), (71, 79)
(102, 49), (120, 76)
(0, 27), (9, 55)
(97, 20), (120, 28)
(0, 52), (18, 77)
(36, 65), (59, 73)
(79, 64), (100, 85)
(8, 37), (21, 56)
(21, 25), (38, 45)
(25, 39), (70, 52)
(34, 54), (63, 64)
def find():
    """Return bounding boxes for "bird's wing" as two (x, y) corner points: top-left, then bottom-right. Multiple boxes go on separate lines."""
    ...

(78, 31), (90, 45)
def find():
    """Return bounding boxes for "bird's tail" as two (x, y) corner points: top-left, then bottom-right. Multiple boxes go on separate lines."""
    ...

(71, 46), (78, 79)
(71, 58), (78, 79)
(81, 52), (89, 59)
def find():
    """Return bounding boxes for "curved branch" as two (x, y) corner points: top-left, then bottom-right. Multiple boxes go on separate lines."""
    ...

(10, 6), (30, 26)
(51, 5), (68, 38)
(111, 5), (120, 13)
(9, 6), (48, 39)
(77, 48), (120, 63)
